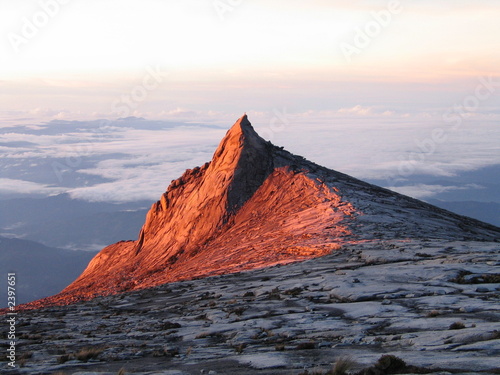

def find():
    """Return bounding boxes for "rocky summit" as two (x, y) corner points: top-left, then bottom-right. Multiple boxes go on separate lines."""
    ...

(25, 114), (499, 308)
(4, 115), (499, 375)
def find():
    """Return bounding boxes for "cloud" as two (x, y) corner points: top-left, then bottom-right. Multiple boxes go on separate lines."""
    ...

(68, 154), (217, 203)
(270, 110), (500, 183)
(337, 105), (374, 116)
(0, 178), (65, 196)
(1, 111), (499, 203)
(386, 184), (485, 200)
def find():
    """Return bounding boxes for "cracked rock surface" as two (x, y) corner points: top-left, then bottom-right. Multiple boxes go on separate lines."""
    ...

(3, 240), (499, 374)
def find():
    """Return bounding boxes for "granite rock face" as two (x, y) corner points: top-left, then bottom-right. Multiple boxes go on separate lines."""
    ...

(5, 240), (500, 375)
(25, 115), (500, 307)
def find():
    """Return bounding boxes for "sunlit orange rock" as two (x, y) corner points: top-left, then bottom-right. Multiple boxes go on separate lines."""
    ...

(22, 115), (499, 309)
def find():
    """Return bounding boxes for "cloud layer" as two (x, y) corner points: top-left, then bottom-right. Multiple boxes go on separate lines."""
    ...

(1, 110), (499, 203)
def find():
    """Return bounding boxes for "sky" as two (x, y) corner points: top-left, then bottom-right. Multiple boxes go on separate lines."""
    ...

(1, 0), (499, 119)
(0, 0), (499, 203)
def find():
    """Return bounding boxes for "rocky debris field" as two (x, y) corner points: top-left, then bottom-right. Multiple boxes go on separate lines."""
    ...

(2, 240), (499, 375)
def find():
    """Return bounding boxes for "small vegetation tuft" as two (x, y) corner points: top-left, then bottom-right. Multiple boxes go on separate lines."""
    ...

(284, 287), (304, 296)
(375, 354), (407, 372)
(297, 356), (356, 375)
(427, 310), (441, 317)
(229, 306), (246, 316)
(451, 270), (500, 284)
(233, 343), (247, 354)
(449, 321), (466, 330)
(450, 270), (473, 284)
(275, 343), (285, 351)
(266, 287), (282, 300)
(58, 354), (72, 364)
(295, 341), (317, 350)
(75, 347), (103, 362)
(159, 321), (181, 330)
(355, 354), (406, 374)
(298, 369), (327, 375)
(331, 356), (356, 375)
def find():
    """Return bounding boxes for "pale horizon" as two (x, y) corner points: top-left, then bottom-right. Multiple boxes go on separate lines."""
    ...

(1, 0), (499, 122)
(1, 0), (499, 208)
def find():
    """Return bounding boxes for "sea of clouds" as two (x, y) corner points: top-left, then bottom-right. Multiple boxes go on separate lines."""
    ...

(0, 107), (499, 204)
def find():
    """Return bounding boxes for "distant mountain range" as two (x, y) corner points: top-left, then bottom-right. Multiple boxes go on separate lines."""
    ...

(427, 199), (500, 227)
(0, 194), (148, 251)
(0, 236), (96, 306)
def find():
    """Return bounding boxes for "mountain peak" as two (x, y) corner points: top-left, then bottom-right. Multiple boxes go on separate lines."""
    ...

(212, 114), (268, 166)
(236, 112), (249, 128)
(125, 115), (275, 268)
(210, 115), (273, 212)
(233, 113), (259, 141)
(231, 113), (251, 134)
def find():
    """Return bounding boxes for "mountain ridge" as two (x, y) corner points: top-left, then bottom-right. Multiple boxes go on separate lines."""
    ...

(0, 236), (97, 306)
(21, 115), (499, 309)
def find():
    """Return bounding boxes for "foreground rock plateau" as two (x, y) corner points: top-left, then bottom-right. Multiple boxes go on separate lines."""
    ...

(3, 240), (500, 374)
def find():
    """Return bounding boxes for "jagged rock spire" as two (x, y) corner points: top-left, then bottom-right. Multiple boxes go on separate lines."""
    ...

(133, 115), (274, 258)
(210, 114), (273, 213)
